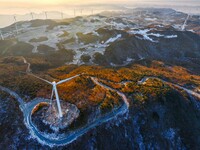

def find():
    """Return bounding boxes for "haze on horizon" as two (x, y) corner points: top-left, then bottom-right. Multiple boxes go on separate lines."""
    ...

(0, 0), (200, 15)
(0, 0), (199, 28)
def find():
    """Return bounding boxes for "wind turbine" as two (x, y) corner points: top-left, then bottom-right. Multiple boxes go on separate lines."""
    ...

(74, 9), (76, 17)
(29, 73), (80, 118)
(0, 30), (4, 40)
(80, 9), (83, 15)
(61, 12), (64, 19)
(30, 12), (34, 20)
(124, 17), (129, 28)
(111, 18), (115, 30)
(111, 20), (113, 30)
(44, 11), (48, 19)
(181, 14), (190, 31)
(13, 15), (19, 34)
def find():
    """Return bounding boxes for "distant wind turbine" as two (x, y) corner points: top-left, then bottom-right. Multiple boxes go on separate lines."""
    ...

(29, 73), (80, 118)
(111, 18), (115, 30)
(0, 30), (4, 40)
(61, 12), (64, 19)
(44, 11), (48, 19)
(30, 12), (34, 20)
(80, 9), (83, 15)
(111, 21), (113, 30)
(74, 9), (76, 17)
(13, 15), (19, 34)
(181, 14), (190, 31)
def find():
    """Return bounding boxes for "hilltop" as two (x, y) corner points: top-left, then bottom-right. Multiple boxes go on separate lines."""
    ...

(0, 8), (200, 149)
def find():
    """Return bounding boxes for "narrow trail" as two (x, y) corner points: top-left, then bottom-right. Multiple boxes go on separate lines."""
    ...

(91, 77), (130, 107)
(138, 77), (200, 99)
(21, 56), (31, 73)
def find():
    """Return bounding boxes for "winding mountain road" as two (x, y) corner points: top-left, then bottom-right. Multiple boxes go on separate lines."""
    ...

(0, 76), (129, 147)
(138, 77), (200, 99)
(21, 56), (31, 73)
(0, 57), (199, 147)
(0, 57), (130, 147)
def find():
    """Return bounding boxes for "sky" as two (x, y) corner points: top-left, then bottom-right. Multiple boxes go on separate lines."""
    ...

(0, 0), (199, 28)
(0, 0), (200, 14)
(0, 0), (120, 14)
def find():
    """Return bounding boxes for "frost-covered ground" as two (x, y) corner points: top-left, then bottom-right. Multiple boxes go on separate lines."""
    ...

(1, 8), (199, 66)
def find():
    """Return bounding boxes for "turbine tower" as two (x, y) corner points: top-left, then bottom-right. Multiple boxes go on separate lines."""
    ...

(124, 17), (129, 27)
(30, 12), (34, 20)
(45, 11), (48, 19)
(13, 15), (19, 34)
(74, 9), (76, 17)
(29, 73), (80, 118)
(91, 9), (93, 15)
(61, 12), (64, 19)
(111, 18), (115, 30)
(181, 14), (190, 31)
(80, 9), (83, 15)
(0, 30), (4, 40)
(111, 21), (113, 30)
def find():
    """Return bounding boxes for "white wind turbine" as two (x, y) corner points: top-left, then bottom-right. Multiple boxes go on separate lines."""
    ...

(44, 11), (48, 19)
(111, 18), (115, 30)
(80, 9), (83, 15)
(13, 15), (19, 34)
(74, 9), (76, 17)
(29, 73), (80, 118)
(0, 30), (4, 40)
(30, 12), (34, 20)
(91, 9), (94, 15)
(60, 12), (64, 19)
(181, 14), (190, 31)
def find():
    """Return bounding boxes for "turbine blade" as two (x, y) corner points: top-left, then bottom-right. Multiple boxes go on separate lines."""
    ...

(29, 73), (52, 85)
(56, 74), (80, 85)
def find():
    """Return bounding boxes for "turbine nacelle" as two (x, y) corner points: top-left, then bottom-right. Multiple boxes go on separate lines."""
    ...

(52, 81), (57, 86)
